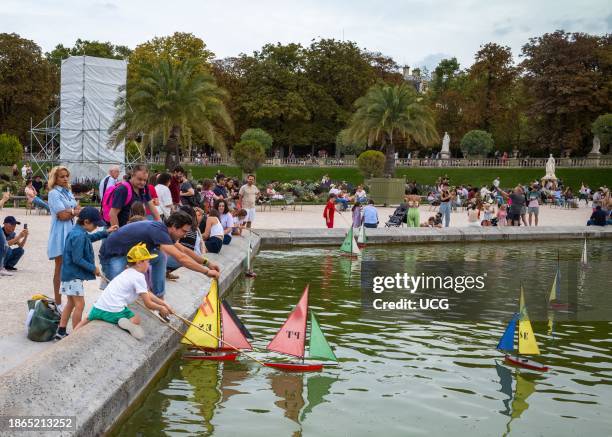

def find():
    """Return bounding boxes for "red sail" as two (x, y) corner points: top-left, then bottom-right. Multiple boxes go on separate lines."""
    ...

(220, 305), (253, 351)
(266, 285), (309, 358)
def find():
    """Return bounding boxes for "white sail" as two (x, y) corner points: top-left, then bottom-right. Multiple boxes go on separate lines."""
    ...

(357, 225), (366, 244)
(581, 239), (588, 266)
(351, 235), (361, 255)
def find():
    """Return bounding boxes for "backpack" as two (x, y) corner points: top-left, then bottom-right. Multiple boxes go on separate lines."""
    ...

(27, 298), (61, 342)
(101, 181), (133, 222)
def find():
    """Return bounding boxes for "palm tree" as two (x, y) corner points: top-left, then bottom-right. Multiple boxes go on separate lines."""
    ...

(111, 58), (234, 170)
(345, 83), (439, 176)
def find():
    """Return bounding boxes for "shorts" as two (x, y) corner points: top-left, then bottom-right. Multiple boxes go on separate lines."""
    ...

(88, 306), (135, 325)
(507, 212), (521, 222)
(205, 237), (223, 254)
(60, 279), (84, 296)
(520, 206), (527, 215)
(246, 207), (256, 222)
(528, 206), (539, 216)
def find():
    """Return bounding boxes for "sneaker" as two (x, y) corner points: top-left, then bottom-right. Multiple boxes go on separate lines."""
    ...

(56, 303), (65, 314)
(118, 318), (145, 339)
(53, 331), (68, 341)
(5, 266), (17, 271)
(0, 269), (13, 277)
(166, 272), (179, 281)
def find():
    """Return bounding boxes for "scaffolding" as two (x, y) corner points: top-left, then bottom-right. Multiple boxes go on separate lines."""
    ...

(28, 107), (60, 177)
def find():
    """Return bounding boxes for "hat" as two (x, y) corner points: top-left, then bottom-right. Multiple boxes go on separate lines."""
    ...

(127, 243), (158, 263)
(3, 216), (20, 225)
(78, 207), (106, 227)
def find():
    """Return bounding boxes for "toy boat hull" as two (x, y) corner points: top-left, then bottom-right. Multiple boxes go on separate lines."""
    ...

(357, 244), (366, 249)
(549, 302), (569, 311)
(504, 354), (548, 372)
(339, 251), (359, 258)
(264, 361), (323, 372)
(183, 351), (239, 361)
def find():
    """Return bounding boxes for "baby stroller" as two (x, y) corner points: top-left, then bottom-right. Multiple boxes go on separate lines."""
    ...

(385, 204), (408, 227)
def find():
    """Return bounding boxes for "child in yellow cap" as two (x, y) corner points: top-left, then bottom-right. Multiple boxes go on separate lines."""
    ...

(75, 243), (173, 339)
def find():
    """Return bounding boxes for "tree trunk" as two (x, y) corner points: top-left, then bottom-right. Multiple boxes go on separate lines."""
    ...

(384, 135), (395, 177)
(165, 125), (181, 170)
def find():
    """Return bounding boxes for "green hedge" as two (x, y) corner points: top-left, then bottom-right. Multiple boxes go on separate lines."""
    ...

(162, 165), (611, 191)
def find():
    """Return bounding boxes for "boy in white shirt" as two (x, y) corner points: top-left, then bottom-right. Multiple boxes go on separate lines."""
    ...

(75, 243), (173, 339)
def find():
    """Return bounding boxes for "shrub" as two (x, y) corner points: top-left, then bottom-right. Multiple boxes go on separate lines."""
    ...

(232, 140), (266, 174)
(357, 150), (385, 178)
(0, 134), (23, 165)
(592, 114), (612, 149)
(460, 130), (494, 157)
(240, 128), (273, 151)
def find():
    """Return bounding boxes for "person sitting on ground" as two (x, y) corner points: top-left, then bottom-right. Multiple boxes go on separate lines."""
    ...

(231, 208), (248, 235)
(433, 212), (443, 227)
(202, 209), (225, 253)
(24, 179), (50, 212)
(75, 244), (174, 339)
(55, 208), (117, 340)
(2, 216), (28, 272)
(335, 190), (350, 211)
(354, 185), (367, 203)
(362, 199), (379, 228)
(98, 211), (220, 299)
(587, 205), (608, 227)
(482, 200), (495, 222)
(323, 194), (336, 228)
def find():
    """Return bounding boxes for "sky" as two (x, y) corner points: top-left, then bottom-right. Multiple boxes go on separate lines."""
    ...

(1, 0), (610, 71)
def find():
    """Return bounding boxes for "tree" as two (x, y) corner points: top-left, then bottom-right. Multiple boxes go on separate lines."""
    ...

(592, 113), (612, 151)
(336, 129), (366, 156)
(346, 83), (439, 176)
(240, 128), (273, 151)
(0, 33), (58, 143)
(357, 150), (385, 178)
(521, 31), (612, 154)
(110, 59), (233, 170)
(45, 38), (131, 68)
(460, 130), (494, 157)
(232, 139), (266, 174)
(0, 133), (23, 165)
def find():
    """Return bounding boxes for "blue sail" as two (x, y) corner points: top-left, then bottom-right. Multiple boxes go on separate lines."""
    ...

(497, 314), (519, 352)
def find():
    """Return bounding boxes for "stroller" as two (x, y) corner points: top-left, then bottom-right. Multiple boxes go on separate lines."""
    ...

(385, 204), (408, 227)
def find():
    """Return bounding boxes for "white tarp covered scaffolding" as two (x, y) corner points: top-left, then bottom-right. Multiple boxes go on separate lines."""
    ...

(60, 56), (126, 181)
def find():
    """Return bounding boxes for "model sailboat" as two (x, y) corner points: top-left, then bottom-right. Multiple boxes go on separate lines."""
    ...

(245, 233), (256, 277)
(182, 281), (253, 361)
(548, 257), (568, 310)
(580, 238), (588, 267)
(340, 226), (361, 257)
(357, 225), (367, 248)
(265, 285), (338, 372)
(497, 286), (548, 372)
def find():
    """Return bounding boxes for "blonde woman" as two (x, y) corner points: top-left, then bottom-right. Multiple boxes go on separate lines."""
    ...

(47, 166), (80, 309)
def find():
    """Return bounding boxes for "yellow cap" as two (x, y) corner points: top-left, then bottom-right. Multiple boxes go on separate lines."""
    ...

(127, 243), (158, 263)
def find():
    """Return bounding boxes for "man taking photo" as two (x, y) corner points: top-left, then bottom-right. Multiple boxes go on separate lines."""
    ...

(2, 216), (28, 271)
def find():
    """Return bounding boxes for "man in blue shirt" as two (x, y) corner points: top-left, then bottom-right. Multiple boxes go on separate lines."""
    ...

(99, 211), (220, 298)
(1, 216), (28, 271)
(109, 165), (160, 227)
(362, 200), (379, 228)
(213, 174), (228, 200)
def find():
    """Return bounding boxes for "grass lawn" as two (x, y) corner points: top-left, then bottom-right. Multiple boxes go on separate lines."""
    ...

(169, 165), (611, 190)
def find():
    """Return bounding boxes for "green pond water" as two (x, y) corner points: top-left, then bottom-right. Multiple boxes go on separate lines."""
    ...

(115, 240), (612, 436)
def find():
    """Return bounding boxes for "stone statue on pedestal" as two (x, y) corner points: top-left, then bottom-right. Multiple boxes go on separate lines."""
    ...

(541, 154), (558, 187)
(589, 136), (602, 156)
(440, 132), (450, 159)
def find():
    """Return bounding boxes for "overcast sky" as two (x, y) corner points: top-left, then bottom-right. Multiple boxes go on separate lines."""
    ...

(2, 0), (610, 71)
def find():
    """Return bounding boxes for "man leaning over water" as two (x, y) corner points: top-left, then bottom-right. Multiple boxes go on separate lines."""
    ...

(98, 211), (220, 298)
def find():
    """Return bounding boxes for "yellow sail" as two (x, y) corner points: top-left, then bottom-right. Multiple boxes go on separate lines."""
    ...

(548, 271), (557, 302)
(181, 280), (220, 348)
(518, 287), (540, 355)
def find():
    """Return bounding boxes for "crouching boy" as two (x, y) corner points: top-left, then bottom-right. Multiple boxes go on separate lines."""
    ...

(75, 243), (173, 339)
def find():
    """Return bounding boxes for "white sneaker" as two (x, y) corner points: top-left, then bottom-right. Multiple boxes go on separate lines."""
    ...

(0, 269), (13, 277)
(56, 303), (65, 314)
(118, 318), (145, 339)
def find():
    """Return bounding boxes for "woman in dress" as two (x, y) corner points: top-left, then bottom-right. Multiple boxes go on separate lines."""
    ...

(47, 166), (80, 309)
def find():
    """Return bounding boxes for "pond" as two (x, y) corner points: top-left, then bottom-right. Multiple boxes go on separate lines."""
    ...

(114, 240), (612, 436)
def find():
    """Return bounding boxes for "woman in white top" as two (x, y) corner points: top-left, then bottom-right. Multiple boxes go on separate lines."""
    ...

(215, 199), (234, 245)
(154, 173), (174, 219)
(202, 209), (224, 253)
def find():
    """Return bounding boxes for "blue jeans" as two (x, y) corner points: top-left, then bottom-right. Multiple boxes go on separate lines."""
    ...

(439, 202), (451, 227)
(166, 255), (181, 271)
(33, 196), (50, 212)
(3, 246), (24, 268)
(0, 231), (7, 269)
(223, 234), (232, 245)
(101, 249), (167, 297)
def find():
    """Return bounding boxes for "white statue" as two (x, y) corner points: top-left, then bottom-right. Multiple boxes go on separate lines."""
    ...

(440, 132), (450, 159)
(590, 136), (601, 155)
(545, 154), (556, 179)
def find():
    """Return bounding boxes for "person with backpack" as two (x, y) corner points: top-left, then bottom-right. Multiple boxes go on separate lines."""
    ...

(99, 165), (120, 202)
(103, 165), (160, 227)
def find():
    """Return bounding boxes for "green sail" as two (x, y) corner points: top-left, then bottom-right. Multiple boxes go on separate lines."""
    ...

(308, 312), (338, 361)
(340, 227), (353, 253)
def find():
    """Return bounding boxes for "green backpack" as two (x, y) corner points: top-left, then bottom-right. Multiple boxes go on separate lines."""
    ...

(27, 299), (61, 342)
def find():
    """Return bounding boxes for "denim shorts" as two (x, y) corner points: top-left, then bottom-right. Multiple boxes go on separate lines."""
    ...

(60, 279), (84, 296)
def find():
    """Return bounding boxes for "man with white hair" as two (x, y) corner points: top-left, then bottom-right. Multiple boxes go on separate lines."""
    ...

(99, 165), (120, 201)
